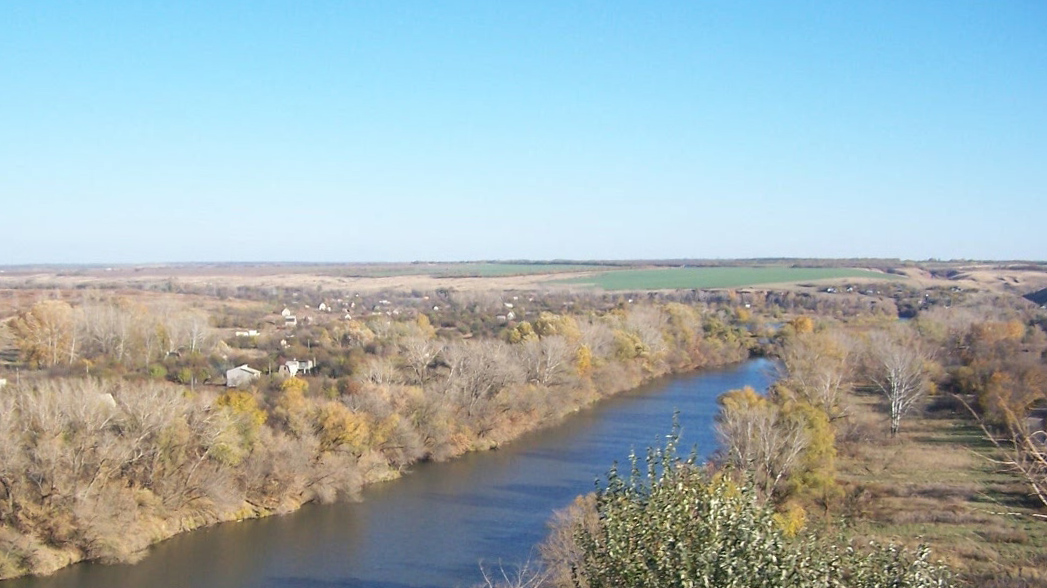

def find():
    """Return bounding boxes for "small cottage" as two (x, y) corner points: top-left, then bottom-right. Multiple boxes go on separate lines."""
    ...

(226, 364), (261, 388)
(279, 359), (315, 378)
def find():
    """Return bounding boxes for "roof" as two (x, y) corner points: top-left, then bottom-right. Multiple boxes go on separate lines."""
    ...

(229, 364), (261, 375)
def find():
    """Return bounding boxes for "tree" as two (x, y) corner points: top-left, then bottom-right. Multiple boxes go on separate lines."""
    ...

(443, 340), (522, 415)
(715, 387), (810, 497)
(518, 335), (571, 386)
(779, 330), (854, 421)
(10, 300), (78, 367)
(866, 329), (930, 437)
(399, 336), (443, 385)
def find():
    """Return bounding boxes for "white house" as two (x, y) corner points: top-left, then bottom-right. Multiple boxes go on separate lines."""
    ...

(226, 364), (261, 388)
(281, 308), (292, 318)
(0, 378), (7, 390)
(284, 315), (298, 327)
(235, 329), (260, 338)
(279, 359), (315, 378)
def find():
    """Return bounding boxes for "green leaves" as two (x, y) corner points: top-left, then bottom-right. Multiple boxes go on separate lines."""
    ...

(569, 428), (951, 588)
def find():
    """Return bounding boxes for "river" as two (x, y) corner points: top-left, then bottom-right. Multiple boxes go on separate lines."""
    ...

(6, 359), (774, 588)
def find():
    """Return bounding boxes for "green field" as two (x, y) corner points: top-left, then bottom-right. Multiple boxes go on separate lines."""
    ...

(555, 266), (892, 290)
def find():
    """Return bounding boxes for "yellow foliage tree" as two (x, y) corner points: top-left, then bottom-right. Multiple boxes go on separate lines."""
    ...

(215, 390), (268, 449)
(575, 344), (594, 377)
(276, 378), (310, 437)
(11, 300), (78, 367)
(790, 316), (814, 335)
(534, 312), (581, 341)
(314, 401), (371, 455)
(415, 313), (437, 338)
(507, 321), (537, 344)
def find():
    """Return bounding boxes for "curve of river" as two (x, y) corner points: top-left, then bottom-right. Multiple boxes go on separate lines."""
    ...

(7, 359), (774, 588)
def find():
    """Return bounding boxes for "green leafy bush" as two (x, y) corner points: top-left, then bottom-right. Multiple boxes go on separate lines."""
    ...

(569, 430), (951, 588)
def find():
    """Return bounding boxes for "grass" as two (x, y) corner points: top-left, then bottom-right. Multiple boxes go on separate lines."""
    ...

(554, 266), (890, 290)
(834, 392), (1047, 586)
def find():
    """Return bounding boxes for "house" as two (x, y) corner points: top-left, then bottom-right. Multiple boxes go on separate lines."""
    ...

(279, 359), (315, 378)
(235, 329), (260, 337)
(226, 364), (261, 388)
(284, 315), (298, 327)
(318, 302), (329, 312)
(0, 378), (6, 390)
(281, 308), (292, 318)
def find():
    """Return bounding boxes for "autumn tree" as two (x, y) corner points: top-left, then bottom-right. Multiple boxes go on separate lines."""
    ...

(866, 329), (931, 437)
(715, 387), (810, 497)
(518, 335), (571, 386)
(11, 300), (79, 367)
(778, 330), (854, 421)
(443, 339), (523, 415)
(399, 336), (443, 385)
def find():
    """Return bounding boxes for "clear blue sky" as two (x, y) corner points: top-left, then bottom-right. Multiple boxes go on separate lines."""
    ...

(2, 2), (1045, 264)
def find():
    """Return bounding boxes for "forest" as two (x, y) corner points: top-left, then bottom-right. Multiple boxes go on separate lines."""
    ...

(0, 272), (1045, 586)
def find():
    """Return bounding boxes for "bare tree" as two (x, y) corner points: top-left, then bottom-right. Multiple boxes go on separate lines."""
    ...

(625, 306), (668, 355)
(363, 356), (401, 386)
(866, 329), (930, 437)
(518, 335), (571, 386)
(715, 387), (809, 497)
(779, 330), (854, 421)
(400, 336), (444, 385)
(953, 394), (1047, 516)
(443, 340), (523, 415)
(578, 319), (615, 360)
(0, 392), (23, 520)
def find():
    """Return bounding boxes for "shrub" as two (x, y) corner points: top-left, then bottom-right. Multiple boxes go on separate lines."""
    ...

(562, 428), (952, 588)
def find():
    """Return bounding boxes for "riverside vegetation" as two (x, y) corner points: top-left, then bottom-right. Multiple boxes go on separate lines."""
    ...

(1, 277), (1046, 586)
(533, 292), (1047, 588)
(0, 290), (752, 579)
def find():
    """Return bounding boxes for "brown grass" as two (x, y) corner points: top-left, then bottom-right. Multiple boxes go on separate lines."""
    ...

(835, 392), (1047, 586)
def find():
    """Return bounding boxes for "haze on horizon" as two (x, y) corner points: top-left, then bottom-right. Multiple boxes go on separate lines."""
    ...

(2, 3), (1045, 265)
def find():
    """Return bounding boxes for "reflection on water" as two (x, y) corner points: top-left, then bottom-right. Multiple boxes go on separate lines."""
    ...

(6, 359), (774, 588)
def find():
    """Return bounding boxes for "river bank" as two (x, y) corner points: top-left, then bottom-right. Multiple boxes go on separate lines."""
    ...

(2, 336), (753, 582)
(5, 359), (773, 588)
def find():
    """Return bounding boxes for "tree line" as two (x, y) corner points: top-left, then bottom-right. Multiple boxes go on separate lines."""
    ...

(0, 296), (753, 579)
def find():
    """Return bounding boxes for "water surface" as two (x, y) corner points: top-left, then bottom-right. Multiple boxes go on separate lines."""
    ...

(8, 359), (774, 588)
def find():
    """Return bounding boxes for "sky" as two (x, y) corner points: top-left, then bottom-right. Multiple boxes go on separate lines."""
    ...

(1, 2), (1045, 264)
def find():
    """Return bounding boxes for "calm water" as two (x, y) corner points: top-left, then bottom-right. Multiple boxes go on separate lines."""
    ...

(7, 359), (774, 588)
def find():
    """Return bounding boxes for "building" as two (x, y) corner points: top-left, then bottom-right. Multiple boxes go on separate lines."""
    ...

(226, 364), (261, 388)
(279, 359), (315, 378)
